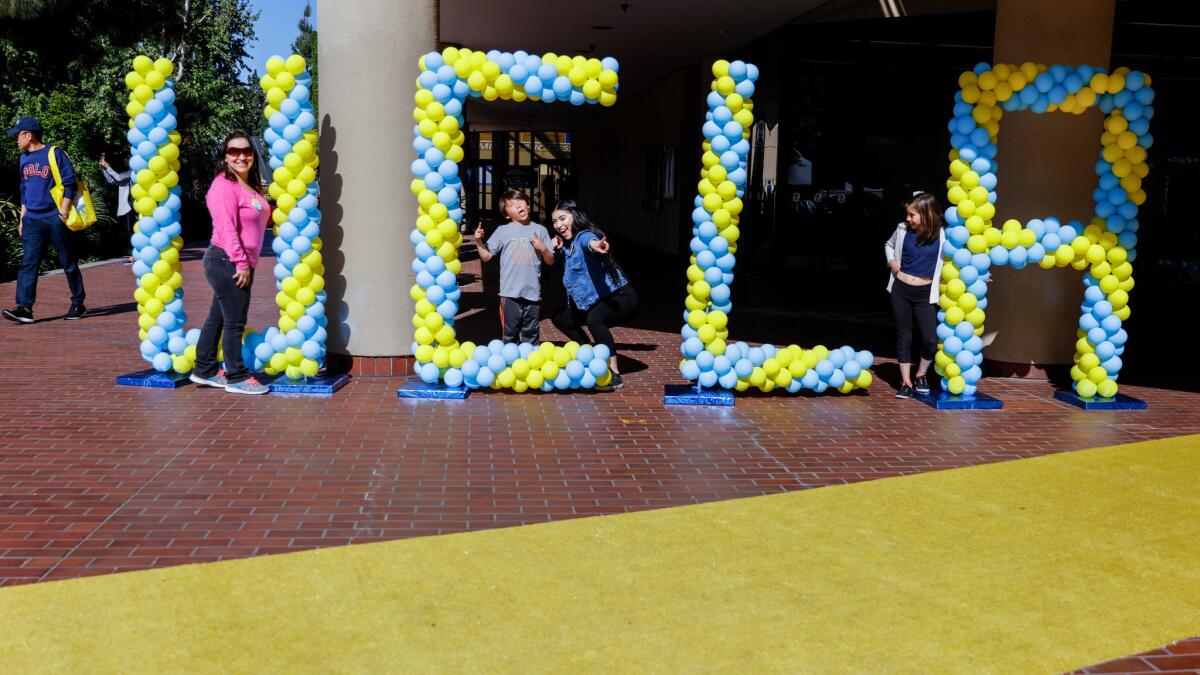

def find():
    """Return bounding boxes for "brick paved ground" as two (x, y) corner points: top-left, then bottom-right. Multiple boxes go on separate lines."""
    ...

(2, 241), (1198, 672)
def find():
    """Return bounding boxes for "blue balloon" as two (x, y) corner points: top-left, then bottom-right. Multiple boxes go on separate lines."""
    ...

(734, 358), (754, 378)
(944, 336), (964, 355)
(855, 350), (874, 369)
(815, 360), (834, 379)
(552, 76), (572, 97)
(801, 370), (820, 390)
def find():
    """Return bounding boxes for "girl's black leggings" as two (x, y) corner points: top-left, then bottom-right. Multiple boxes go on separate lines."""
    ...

(891, 279), (938, 364)
(551, 284), (638, 353)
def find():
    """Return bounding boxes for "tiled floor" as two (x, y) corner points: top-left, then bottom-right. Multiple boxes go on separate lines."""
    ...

(2, 241), (1197, 672)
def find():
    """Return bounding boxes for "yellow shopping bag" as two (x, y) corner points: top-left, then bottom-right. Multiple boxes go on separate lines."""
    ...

(48, 146), (97, 231)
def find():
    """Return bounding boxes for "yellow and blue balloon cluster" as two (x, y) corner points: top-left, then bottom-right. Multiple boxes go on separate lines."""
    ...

(245, 54), (325, 381)
(126, 56), (196, 374)
(938, 62), (1151, 398)
(679, 60), (874, 394)
(410, 47), (619, 391)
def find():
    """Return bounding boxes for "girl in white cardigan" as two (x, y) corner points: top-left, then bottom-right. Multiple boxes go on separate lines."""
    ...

(884, 193), (946, 398)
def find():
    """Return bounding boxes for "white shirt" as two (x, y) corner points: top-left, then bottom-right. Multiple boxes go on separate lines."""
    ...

(884, 222), (945, 304)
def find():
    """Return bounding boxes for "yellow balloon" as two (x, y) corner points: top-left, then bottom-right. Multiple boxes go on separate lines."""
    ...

(286, 54), (307, 75)
(144, 70), (165, 90)
(266, 56), (286, 76)
(154, 58), (174, 78)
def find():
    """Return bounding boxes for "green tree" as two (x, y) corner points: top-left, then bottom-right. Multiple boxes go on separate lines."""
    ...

(0, 0), (263, 278)
(290, 0), (317, 117)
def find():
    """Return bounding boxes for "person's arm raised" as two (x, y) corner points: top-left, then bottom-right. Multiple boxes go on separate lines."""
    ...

(531, 233), (555, 265)
(474, 222), (495, 263)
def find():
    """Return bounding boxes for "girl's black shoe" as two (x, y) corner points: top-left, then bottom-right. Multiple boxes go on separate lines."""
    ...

(914, 375), (930, 394)
(896, 384), (914, 399)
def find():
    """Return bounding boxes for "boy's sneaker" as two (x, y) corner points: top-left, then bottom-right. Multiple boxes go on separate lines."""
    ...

(896, 384), (914, 399)
(224, 376), (269, 395)
(914, 375), (930, 394)
(3, 306), (33, 324)
(64, 303), (87, 320)
(189, 369), (228, 388)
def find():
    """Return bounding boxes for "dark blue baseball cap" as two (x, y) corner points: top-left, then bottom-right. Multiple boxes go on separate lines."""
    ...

(6, 116), (43, 135)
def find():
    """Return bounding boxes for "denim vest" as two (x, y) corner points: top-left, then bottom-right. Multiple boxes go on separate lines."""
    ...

(561, 231), (628, 311)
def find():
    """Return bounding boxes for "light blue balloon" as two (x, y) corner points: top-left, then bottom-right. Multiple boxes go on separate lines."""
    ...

(588, 358), (608, 378)
(419, 362), (440, 383)
(734, 358), (753, 378)
(152, 352), (172, 372)
(801, 370), (820, 390)
(476, 367), (495, 387)
(680, 360), (701, 381)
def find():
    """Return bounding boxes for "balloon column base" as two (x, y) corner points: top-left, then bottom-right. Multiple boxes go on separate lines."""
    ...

(913, 390), (1004, 410)
(267, 372), (350, 396)
(663, 384), (735, 407)
(115, 369), (191, 389)
(1053, 390), (1147, 410)
(397, 377), (469, 400)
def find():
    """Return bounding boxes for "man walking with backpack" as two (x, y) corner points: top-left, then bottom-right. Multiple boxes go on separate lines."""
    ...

(3, 116), (87, 324)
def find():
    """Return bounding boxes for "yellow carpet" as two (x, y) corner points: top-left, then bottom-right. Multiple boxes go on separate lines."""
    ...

(2, 435), (1199, 672)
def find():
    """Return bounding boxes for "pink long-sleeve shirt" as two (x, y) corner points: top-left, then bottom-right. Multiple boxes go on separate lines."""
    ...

(205, 174), (272, 270)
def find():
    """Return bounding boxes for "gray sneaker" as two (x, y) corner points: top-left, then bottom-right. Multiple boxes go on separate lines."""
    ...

(189, 369), (228, 388)
(224, 376), (269, 395)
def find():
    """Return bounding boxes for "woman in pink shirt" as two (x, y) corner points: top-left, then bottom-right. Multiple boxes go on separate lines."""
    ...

(189, 131), (272, 394)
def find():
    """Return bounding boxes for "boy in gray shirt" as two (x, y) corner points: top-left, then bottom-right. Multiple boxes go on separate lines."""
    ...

(474, 189), (555, 343)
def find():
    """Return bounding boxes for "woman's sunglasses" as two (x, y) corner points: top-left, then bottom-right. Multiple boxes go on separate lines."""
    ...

(225, 146), (254, 158)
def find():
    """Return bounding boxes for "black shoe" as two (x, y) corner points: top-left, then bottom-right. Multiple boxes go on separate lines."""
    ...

(914, 375), (930, 394)
(896, 384), (914, 399)
(64, 303), (87, 320)
(2, 306), (33, 324)
(596, 373), (624, 392)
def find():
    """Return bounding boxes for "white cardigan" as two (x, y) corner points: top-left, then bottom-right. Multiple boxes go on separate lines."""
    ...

(884, 223), (945, 304)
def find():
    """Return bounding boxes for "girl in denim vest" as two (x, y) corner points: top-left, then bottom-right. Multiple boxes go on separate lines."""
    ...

(550, 200), (638, 391)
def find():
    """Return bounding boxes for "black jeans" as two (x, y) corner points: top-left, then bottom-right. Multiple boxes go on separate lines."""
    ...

(500, 296), (541, 344)
(195, 245), (253, 382)
(16, 214), (85, 309)
(890, 279), (937, 364)
(551, 284), (638, 353)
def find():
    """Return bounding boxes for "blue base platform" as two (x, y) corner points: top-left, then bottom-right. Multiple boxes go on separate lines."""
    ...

(914, 390), (1004, 410)
(267, 372), (350, 395)
(1053, 390), (1148, 410)
(115, 369), (191, 389)
(663, 384), (736, 407)
(397, 377), (469, 399)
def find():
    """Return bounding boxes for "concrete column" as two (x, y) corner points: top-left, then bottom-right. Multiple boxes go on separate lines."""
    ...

(319, 0), (437, 358)
(984, 0), (1115, 373)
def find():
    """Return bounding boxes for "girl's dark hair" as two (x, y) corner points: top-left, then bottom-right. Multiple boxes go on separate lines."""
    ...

(553, 199), (624, 282)
(906, 192), (944, 245)
(213, 130), (262, 192)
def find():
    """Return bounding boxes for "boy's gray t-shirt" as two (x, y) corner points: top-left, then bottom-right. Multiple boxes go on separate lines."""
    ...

(487, 221), (553, 301)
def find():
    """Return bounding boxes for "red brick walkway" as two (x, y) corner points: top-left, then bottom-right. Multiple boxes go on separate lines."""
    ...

(2, 244), (1198, 672)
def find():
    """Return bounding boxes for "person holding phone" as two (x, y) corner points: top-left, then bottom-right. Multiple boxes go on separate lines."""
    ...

(99, 152), (134, 264)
